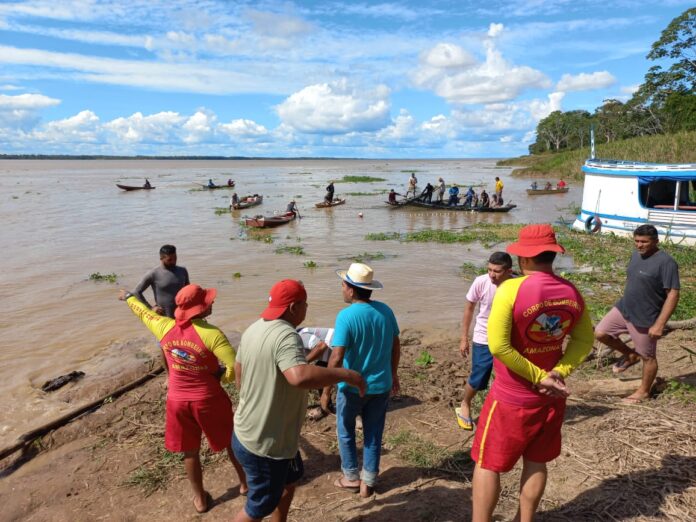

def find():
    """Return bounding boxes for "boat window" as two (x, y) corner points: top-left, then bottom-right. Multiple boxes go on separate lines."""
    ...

(639, 179), (696, 210)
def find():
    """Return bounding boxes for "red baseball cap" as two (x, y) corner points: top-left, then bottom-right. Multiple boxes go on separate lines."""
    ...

(506, 224), (565, 257)
(261, 280), (307, 320)
(174, 284), (217, 323)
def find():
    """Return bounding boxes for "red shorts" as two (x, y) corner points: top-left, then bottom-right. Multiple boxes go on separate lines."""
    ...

(471, 395), (565, 472)
(165, 393), (233, 453)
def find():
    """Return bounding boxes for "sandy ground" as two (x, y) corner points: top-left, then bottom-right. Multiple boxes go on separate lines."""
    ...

(1, 328), (695, 522)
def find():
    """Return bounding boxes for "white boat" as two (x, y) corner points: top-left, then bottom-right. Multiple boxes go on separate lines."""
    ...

(572, 158), (696, 245)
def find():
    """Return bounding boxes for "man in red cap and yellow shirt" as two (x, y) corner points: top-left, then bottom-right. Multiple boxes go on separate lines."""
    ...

(470, 224), (594, 522)
(119, 284), (247, 514)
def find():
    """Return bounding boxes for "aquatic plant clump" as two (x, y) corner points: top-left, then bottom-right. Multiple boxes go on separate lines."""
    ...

(89, 272), (118, 283)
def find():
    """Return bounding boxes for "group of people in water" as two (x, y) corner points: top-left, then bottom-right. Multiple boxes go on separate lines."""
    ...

(389, 173), (506, 208)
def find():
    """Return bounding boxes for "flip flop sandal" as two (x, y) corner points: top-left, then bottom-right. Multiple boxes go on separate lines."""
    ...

(334, 477), (360, 492)
(612, 355), (640, 374)
(454, 407), (474, 431)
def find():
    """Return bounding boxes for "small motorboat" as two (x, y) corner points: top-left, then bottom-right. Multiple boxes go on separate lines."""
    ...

(244, 211), (296, 228)
(315, 198), (346, 208)
(117, 184), (155, 191)
(232, 195), (263, 210)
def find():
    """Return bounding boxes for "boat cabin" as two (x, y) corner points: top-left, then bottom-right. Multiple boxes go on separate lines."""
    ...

(573, 159), (696, 245)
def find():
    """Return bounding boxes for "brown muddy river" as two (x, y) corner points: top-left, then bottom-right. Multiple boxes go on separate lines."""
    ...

(0, 158), (581, 446)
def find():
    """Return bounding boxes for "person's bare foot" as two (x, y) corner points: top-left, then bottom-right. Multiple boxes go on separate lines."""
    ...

(622, 392), (650, 404)
(193, 491), (212, 513)
(360, 482), (374, 498)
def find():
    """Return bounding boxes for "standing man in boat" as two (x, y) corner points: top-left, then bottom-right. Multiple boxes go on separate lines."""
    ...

(456, 252), (514, 431)
(119, 284), (248, 514)
(144, 178), (151, 189)
(494, 176), (504, 200)
(329, 263), (400, 498)
(232, 280), (365, 522)
(134, 244), (190, 371)
(286, 199), (299, 214)
(230, 193), (240, 210)
(437, 177), (446, 203)
(207, 178), (216, 188)
(420, 182), (434, 203)
(471, 224), (593, 522)
(448, 184), (460, 206)
(325, 181), (335, 204)
(406, 172), (418, 198)
(594, 224), (680, 403)
(557, 179), (567, 190)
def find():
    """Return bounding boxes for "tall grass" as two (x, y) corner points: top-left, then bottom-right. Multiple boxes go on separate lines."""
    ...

(498, 131), (696, 181)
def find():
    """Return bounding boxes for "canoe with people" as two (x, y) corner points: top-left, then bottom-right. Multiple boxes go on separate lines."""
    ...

(231, 194), (263, 210)
(244, 211), (296, 228)
(315, 198), (346, 208)
(117, 183), (155, 191)
(527, 180), (569, 195)
(403, 199), (517, 212)
(195, 179), (236, 189)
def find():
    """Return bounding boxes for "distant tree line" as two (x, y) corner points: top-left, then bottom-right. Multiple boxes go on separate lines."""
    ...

(529, 7), (695, 155)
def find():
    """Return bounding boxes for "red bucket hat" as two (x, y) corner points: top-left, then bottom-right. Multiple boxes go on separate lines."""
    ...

(507, 224), (565, 257)
(174, 284), (217, 323)
(261, 280), (307, 320)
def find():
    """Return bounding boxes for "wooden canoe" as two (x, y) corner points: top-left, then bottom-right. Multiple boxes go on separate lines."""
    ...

(526, 188), (569, 195)
(244, 211), (296, 228)
(195, 182), (235, 189)
(315, 198), (346, 208)
(474, 204), (517, 213)
(233, 195), (263, 210)
(117, 184), (155, 191)
(397, 199), (516, 212)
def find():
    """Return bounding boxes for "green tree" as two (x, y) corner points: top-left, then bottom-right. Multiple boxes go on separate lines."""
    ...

(646, 7), (696, 93)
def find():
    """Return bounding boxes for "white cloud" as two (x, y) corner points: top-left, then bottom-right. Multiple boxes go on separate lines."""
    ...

(276, 79), (391, 134)
(620, 84), (640, 95)
(412, 32), (551, 105)
(0, 92), (60, 109)
(219, 119), (269, 139)
(487, 23), (504, 38)
(0, 92), (60, 131)
(0, 45), (289, 95)
(182, 109), (217, 143)
(34, 110), (100, 142)
(103, 111), (185, 143)
(556, 71), (616, 92)
(0, 84), (23, 91)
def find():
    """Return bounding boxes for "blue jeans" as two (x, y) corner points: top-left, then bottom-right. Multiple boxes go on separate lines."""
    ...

(336, 389), (390, 486)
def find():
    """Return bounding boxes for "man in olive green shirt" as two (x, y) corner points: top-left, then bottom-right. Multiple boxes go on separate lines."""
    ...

(232, 280), (365, 522)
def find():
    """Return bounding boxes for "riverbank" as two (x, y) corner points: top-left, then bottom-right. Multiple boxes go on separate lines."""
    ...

(2, 326), (695, 521)
(497, 131), (696, 181)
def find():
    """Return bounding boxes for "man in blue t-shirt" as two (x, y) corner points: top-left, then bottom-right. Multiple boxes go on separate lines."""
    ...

(329, 263), (400, 498)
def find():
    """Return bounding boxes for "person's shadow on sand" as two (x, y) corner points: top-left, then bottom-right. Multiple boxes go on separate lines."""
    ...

(539, 454), (696, 521)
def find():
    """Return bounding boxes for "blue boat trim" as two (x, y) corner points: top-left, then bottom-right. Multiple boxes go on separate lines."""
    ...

(582, 166), (696, 177)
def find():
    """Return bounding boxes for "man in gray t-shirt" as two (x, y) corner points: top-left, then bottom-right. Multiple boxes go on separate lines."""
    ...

(595, 225), (680, 403)
(133, 244), (190, 319)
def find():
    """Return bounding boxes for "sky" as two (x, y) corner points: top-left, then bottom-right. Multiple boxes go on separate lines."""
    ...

(0, 0), (691, 158)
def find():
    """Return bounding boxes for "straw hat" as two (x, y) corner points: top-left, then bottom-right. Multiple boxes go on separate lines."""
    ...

(336, 263), (383, 290)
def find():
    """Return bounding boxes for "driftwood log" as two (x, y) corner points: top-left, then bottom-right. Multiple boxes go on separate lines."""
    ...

(0, 367), (164, 462)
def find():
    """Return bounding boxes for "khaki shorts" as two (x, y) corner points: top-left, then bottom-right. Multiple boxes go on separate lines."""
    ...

(596, 307), (657, 358)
